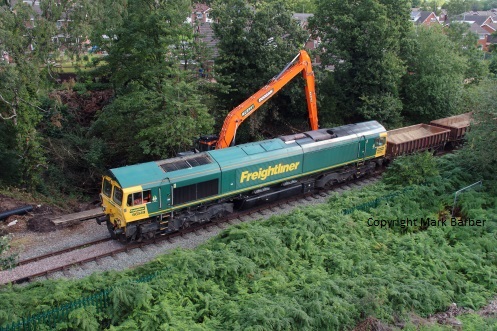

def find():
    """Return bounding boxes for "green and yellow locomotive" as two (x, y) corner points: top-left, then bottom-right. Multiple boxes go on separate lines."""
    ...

(98, 121), (387, 241)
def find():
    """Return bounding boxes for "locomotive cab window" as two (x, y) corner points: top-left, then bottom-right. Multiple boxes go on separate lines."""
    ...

(143, 190), (152, 203)
(127, 190), (153, 206)
(375, 137), (386, 147)
(103, 179), (112, 197)
(113, 187), (123, 205)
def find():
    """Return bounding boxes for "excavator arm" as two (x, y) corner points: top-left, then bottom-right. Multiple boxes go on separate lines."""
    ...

(200, 50), (318, 150)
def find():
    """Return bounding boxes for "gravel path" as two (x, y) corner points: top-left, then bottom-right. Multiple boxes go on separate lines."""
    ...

(1, 178), (379, 285)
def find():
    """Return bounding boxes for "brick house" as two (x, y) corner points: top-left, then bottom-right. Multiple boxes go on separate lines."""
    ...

(410, 10), (441, 25)
(450, 12), (497, 51)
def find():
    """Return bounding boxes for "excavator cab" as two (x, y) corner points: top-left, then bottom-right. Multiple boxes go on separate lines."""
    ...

(197, 134), (219, 152)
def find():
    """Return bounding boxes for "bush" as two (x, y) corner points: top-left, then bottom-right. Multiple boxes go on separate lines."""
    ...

(383, 151), (439, 186)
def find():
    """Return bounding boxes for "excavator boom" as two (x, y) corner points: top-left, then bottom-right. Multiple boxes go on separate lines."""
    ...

(199, 50), (318, 151)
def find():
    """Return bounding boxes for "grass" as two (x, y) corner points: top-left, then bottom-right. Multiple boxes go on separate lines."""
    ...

(51, 54), (107, 73)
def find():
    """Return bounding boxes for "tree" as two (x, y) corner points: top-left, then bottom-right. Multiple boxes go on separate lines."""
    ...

(489, 54), (497, 75)
(420, 0), (444, 14)
(39, 0), (98, 60)
(0, 3), (56, 189)
(445, 22), (489, 85)
(482, 0), (497, 10)
(401, 26), (467, 124)
(90, 0), (214, 163)
(211, 0), (309, 140)
(460, 79), (497, 178)
(443, 0), (471, 17)
(309, 0), (413, 127)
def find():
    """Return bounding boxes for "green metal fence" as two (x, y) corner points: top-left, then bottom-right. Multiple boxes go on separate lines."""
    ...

(342, 187), (413, 215)
(0, 270), (165, 331)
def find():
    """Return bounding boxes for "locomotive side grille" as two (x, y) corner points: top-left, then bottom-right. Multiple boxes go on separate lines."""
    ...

(173, 184), (197, 205)
(197, 179), (218, 199)
(173, 179), (219, 205)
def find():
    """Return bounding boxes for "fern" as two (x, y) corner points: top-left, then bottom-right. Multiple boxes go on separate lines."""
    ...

(66, 306), (99, 331)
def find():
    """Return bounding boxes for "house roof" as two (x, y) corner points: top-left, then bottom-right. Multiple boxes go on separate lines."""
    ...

(193, 3), (211, 14)
(484, 22), (497, 30)
(196, 22), (218, 57)
(465, 10), (497, 18)
(468, 22), (492, 35)
(452, 13), (494, 25)
(410, 11), (439, 25)
(293, 13), (313, 26)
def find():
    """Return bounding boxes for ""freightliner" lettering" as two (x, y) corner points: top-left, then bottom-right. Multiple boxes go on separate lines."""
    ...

(240, 162), (300, 183)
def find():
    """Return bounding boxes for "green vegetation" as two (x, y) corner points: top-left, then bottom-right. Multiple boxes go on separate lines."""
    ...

(55, 54), (106, 73)
(0, 235), (16, 271)
(1, 153), (496, 329)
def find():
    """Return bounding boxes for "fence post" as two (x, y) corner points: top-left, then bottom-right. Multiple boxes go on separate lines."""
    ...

(452, 180), (483, 217)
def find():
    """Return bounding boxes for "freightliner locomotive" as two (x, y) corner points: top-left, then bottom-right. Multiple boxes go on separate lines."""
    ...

(98, 121), (388, 241)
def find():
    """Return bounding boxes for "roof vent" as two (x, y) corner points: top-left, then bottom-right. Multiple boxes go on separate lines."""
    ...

(159, 154), (212, 172)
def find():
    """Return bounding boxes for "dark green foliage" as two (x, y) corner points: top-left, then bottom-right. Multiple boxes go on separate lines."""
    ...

(0, 121), (20, 186)
(444, 0), (472, 16)
(460, 80), (497, 179)
(489, 54), (497, 75)
(383, 151), (439, 186)
(309, 0), (412, 127)
(37, 97), (108, 195)
(89, 0), (215, 162)
(401, 26), (467, 124)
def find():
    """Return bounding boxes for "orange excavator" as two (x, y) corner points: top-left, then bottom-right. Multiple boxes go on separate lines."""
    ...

(197, 50), (319, 151)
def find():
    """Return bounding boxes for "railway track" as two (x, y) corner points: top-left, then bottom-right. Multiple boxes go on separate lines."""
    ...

(16, 238), (113, 266)
(2, 172), (381, 285)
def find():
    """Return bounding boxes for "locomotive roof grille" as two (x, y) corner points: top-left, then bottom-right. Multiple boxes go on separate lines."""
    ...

(279, 121), (385, 143)
(159, 154), (212, 172)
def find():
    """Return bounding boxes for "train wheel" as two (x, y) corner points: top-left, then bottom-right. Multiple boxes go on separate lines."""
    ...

(324, 179), (338, 189)
(182, 220), (193, 229)
(106, 220), (118, 239)
(211, 210), (226, 220)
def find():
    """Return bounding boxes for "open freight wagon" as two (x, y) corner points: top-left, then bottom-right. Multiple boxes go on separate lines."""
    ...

(386, 124), (450, 159)
(430, 112), (472, 145)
